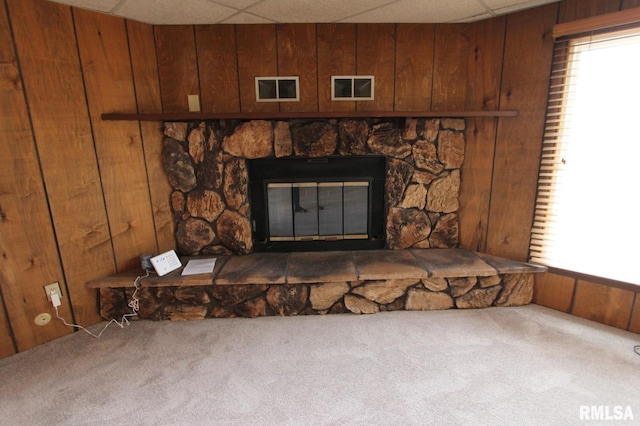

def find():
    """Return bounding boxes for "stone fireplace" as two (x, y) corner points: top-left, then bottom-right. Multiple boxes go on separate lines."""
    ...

(93, 117), (548, 320)
(162, 117), (466, 256)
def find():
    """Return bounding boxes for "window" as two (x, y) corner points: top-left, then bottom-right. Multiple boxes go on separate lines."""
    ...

(331, 76), (374, 101)
(255, 77), (299, 102)
(530, 26), (640, 285)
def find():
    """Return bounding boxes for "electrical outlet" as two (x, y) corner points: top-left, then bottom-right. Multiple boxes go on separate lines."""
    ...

(34, 313), (51, 326)
(43, 282), (62, 303)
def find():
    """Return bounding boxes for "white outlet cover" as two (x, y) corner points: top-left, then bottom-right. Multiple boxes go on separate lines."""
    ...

(34, 313), (52, 326)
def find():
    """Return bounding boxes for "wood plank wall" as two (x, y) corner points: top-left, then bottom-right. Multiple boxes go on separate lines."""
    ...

(532, 0), (640, 334)
(0, 0), (638, 358)
(0, 0), (169, 356)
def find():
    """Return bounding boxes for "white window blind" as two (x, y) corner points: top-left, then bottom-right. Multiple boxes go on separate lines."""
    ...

(529, 26), (640, 286)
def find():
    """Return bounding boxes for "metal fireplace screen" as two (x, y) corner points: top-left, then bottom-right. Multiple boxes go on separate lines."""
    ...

(248, 156), (385, 252)
(267, 181), (369, 241)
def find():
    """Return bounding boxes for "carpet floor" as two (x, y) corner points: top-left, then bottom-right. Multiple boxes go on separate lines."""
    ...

(0, 305), (638, 425)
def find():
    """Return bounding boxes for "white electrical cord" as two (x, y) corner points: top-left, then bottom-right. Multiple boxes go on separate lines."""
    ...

(53, 271), (148, 338)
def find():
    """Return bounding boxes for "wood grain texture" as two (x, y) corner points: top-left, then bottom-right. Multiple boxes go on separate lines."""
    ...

(458, 17), (506, 252)
(629, 294), (640, 333)
(432, 24), (472, 110)
(394, 24), (435, 111)
(356, 23), (396, 112)
(623, 0), (640, 8)
(485, 4), (558, 260)
(572, 280), (634, 330)
(74, 9), (157, 273)
(533, 273), (576, 313)
(127, 20), (174, 253)
(155, 26), (200, 113)
(317, 24), (356, 112)
(558, 0), (622, 22)
(464, 17), (505, 112)
(554, 7), (640, 38)
(103, 110), (516, 121)
(8, 0), (110, 329)
(0, 0), (17, 359)
(277, 24), (318, 112)
(2, 0), (77, 350)
(0, 292), (14, 359)
(236, 24), (278, 113)
(195, 24), (240, 113)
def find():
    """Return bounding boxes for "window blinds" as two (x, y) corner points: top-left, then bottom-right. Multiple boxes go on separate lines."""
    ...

(529, 26), (640, 285)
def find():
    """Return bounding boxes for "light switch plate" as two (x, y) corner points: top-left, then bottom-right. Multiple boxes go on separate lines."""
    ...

(188, 94), (200, 112)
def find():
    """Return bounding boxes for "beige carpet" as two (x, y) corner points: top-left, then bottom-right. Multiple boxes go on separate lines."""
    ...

(0, 305), (638, 425)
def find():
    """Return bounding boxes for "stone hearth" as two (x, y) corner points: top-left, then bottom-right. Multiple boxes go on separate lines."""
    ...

(89, 249), (547, 320)
(162, 118), (465, 255)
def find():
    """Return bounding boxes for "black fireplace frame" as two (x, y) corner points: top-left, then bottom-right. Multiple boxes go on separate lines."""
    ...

(247, 155), (386, 252)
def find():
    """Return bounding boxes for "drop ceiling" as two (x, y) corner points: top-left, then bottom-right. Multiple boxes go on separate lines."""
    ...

(48, 0), (560, 25)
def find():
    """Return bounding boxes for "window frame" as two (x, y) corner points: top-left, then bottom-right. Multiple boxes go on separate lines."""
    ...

(529, 23), (640, 288)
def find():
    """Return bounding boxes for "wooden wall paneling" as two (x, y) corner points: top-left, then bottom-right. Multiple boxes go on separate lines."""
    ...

(0, 292), (14, 358)
(155, 26), (200, 113)
(317, 24), (356, 112)
(0, 0), (17, 358)
(356, 23), (396, 112)
(431, 24), (472, 110)
(195, 25), (240, 113)
(394, 24), (435, 111)
(4, 0), (89, 349)
(484, 4), (558, 260)
(7, 0), (111, 328)
(277, 24), (318, 112)
(628, 294), (640, 333)
(571, 280), (634, 329)
(236, 24), (278, 113)
(0, 84), (72, 356)
(127, 20), (174, 253)
(558, 0), (623, 22)
(458, 17), (506, 251)
(533, 273), (576, 313)
(622, 0), (640, 9)
(74, 9), (157, 272)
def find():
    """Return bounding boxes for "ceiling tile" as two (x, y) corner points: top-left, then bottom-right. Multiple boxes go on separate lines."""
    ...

(222, 12), (276, 24)
(210, 0), (263, 9)
(48, 0), (122, 13)
(449, 12), (495, 23)
(45, 0), (563, 25)
(246, 0), (397, 23)
(344, 0), (487, 23)
(482, 0), (559, 15)
(113, 0), (238, 24)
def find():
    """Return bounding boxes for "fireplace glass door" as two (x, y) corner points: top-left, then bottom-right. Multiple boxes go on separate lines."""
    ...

(267, 181), (369, 241)
(248, 155), (385, 252)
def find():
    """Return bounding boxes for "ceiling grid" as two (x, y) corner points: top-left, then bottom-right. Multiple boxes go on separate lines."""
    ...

(48, 0), (560, 25)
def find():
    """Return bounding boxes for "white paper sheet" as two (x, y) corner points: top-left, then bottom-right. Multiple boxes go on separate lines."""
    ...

(181, 258), (217, 276)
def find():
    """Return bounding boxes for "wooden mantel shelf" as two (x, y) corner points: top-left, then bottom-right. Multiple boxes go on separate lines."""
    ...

(101, 110), (518, 121)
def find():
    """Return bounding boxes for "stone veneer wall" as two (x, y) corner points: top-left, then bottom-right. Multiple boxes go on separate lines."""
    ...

(100, 273), (534, 320)
(162, 118), (466, 256)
